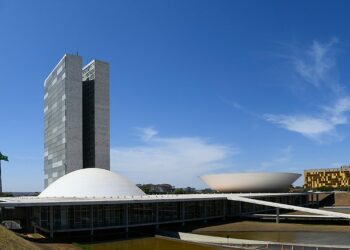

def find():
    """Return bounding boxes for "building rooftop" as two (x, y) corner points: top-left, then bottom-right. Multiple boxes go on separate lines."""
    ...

(0, 192), (307, 207)
(305, 166), (350, 172)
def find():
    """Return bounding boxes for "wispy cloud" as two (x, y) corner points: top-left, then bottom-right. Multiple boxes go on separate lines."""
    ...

(265, 114), (334, 140)
(111, 127), (238, 188)
(264, 38), (350, 142)
(293, 38), (339, 90)
(136, 126), (158, 141)
(218, 95), (259, 117)
(265, 97), (350, 141)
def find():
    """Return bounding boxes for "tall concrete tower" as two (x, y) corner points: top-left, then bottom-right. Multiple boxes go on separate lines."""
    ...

(44, 54), (110, 187)
(82, 60), (110, 170)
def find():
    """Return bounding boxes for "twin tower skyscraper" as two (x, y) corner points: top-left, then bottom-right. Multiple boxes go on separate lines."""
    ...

(44, 54), (110, 187)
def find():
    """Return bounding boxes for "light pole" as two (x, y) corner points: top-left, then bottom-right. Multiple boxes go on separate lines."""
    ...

(0, 152), (9, 194)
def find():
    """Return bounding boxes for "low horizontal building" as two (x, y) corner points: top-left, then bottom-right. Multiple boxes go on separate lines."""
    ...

(304, 166), (350, 189)
(0, 192), (312, 238)
(0, 169), (315, 238)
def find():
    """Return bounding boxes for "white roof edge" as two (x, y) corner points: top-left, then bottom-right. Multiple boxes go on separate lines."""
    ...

(82, 60), (96, 70)
(44, 54), (80, 82)
(82, 59), (109, 70)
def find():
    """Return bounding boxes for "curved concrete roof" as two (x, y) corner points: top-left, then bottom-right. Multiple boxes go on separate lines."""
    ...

(200, 172), (301, 193)
(39, 168), (145, 198)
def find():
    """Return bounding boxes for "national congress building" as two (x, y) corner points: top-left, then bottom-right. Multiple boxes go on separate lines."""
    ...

(0, 55), (343, 240)
(44, 54), (110, 187)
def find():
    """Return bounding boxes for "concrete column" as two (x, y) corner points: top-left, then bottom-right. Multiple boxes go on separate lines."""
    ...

(276, 208), (280, 223)
(203, 201), (207, 223)
(125, 204), (129, 232)
(223, 200), (226, 220)
(181, 202), (185, 226)
(49, 206), (54, 238)
(38, 207), (41, 227)
(90, 206), (94, 236)
(24, 208), (29, 231)
(155, 203), (159, 229)
(73, 206), (75, 229)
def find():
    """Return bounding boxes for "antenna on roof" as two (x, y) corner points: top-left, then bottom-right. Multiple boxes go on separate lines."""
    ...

(76, 51), (79, 56)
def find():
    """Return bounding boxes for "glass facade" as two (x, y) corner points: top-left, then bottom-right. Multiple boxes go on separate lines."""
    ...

(158, 202), (182, 222)
(6, 194), (312, 234)
(129, 203), (156, 225)
(33, 199), (228, 232)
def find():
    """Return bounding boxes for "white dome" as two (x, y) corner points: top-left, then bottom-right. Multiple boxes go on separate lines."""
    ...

(39, 168), (145, 198)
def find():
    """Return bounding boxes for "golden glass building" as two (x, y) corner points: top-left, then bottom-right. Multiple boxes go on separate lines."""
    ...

(304, 166), (350, 189)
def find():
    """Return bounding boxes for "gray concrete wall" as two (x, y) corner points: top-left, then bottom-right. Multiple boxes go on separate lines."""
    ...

(44, 54), (83, 188)
(65, 55), (83, 174)
(93, 61), (110, 170)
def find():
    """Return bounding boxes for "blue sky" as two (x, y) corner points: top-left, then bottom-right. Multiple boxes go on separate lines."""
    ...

(2, 0), (350, 191)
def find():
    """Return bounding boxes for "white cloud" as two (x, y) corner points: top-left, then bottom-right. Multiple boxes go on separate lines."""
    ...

(265, 97), (350, 141)
(136, 126), (158, 141)
(324, 97), (350, 123)
(264, 114), (333, 140)
(111, 128), (237, 188)
(263, 39), (350, 142)
(294, 38), (338, 89)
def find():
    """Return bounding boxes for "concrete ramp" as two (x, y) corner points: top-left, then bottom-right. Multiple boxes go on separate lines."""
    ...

(227, 195), (350, 219)
(156, 230), (350, 249)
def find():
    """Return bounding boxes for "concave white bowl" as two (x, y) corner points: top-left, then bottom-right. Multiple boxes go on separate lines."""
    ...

(200, 172), (301, 193)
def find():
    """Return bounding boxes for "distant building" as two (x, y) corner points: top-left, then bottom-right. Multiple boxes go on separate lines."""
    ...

(304, 166), (350, 189)
(183, 186), (196, 193)
(44, 54), (110, 187)
(137, 184), (175, 194)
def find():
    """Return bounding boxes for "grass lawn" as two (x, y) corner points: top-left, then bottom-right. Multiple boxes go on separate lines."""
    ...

(0, 226), (39, 250)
